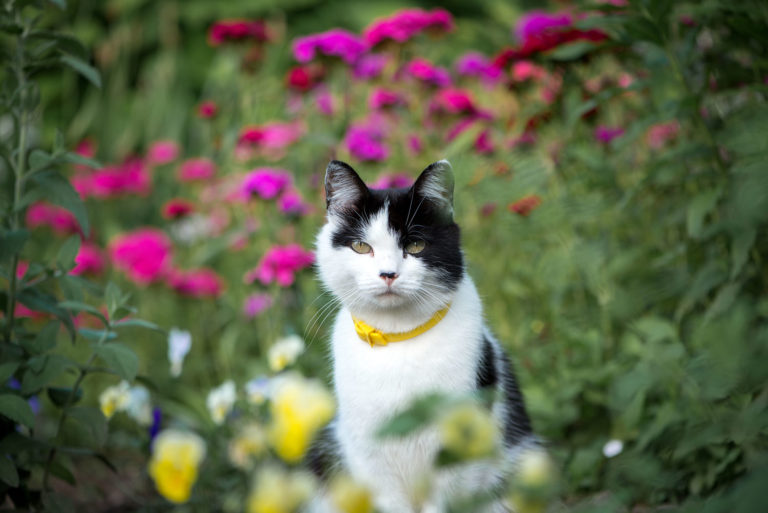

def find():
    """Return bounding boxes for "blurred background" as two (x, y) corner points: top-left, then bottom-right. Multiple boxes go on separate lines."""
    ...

(1, 0), (767, 511)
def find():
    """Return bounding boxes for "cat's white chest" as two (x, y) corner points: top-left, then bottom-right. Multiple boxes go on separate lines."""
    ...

(330, 278), (483, 506)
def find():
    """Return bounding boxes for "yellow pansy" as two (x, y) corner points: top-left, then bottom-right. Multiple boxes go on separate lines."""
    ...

(439, 401), (499, 460)
(246, 466), (315, 513)
(330, 475), (373, 513)
(268, 373), (335, 463)
(228, 422), (267, 469)
(148, 429), (206, 504)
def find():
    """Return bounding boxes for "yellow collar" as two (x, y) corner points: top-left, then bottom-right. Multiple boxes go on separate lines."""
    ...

(352, 305), (451, 347)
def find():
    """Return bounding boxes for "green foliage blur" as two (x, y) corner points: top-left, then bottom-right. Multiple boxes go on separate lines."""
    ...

(1, 0), (767, 511)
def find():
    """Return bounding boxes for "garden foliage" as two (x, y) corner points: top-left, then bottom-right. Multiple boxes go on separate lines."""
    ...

(1, 0), (767, 511)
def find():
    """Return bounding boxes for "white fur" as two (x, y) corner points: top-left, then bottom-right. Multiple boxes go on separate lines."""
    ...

(313, 209), (518, 512)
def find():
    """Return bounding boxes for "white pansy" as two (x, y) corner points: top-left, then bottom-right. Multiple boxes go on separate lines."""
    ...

(602, 439), (624, 458)
(267, 334), (305, 372)
(207, 380), (236, 425)
(99, 381), (131, 419)
(168, 328), (192, 377)
(126, 385), (153, 425)
(244, 376), (272, 405)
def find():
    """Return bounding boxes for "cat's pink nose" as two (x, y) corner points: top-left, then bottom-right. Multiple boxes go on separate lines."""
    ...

(379, 271), (398, 286)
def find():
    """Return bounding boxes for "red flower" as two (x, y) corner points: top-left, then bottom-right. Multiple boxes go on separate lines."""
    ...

(162, 199), (196, 219)
(197, 101), (218, 119)
(286, 65), (324, 92)
(363, 8), (454, 47)
(208, 19), (269, 47)
(508, 195), (541, 217)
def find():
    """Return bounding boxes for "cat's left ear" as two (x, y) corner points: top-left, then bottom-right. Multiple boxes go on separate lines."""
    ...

(412, 160), (454, 221)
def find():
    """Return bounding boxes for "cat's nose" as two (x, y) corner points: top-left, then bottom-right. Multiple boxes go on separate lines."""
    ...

(379, 271), (398, 286)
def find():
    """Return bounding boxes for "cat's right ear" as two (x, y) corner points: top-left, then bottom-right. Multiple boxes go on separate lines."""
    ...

(325, 160), (368, 216)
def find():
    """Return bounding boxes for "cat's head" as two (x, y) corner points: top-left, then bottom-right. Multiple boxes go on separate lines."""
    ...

(315, 160), (463, 319)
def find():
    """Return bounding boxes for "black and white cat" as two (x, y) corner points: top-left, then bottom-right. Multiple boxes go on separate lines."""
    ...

(309, 160), (535, 513)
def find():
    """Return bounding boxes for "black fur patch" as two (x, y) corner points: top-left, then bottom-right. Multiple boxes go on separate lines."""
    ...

(329, 184), (464, 288)
(476, 336), (498, 389)
(305, 422), (341, 481)
(499, 353), (533, 447)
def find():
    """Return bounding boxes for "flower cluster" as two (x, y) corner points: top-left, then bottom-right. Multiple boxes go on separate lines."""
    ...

(244, 244), (314, 287)
(363, 8), (454, 47)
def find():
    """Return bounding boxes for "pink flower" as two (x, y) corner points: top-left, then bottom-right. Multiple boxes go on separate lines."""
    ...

(243, 293), (273, 318)
(352, 53), (388, 80)
(208, 19), (269, 46)
(165, 268), (224, 298)
(314, 89), (335, 116)
(26, 202), (81, 235)
(474, 130), (494, 154)
(178, 158), (216, 182)
(369, 88), (406, 110)
(197, 101), (218, 118)
(292, 29), (368, 65)
(511, 61), (547, 82)
(244, 244), (315, 287)
(81, 158), (151, 198)
(594, 125), (625, 144)
(237, 122), (304, 149)
(370, 173), (413, 190)
(147, 140), (179, 165)
(515, 11), (573, 44)
(162, 199), (196, 219)
(109, 228), (173, 286)
(241, 168), (293, 200)
(16, 260), (29, 279)
(363, 8), (454, 47)
(278, 190), (311, 215)
(72, 139), (97, 173)
(71, 242), (105, 276)
(407, 134), (423, 154)
(646, 120), (679, 149)
(344, 124), (389, 162)
(431, 88), (478, 115)
(404, 58), (452, 87)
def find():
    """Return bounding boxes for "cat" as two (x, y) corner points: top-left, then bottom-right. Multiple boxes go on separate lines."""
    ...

(308, 160), (536, 513)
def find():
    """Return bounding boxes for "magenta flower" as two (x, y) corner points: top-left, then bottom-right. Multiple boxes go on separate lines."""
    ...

(431, 88), (478, 116)
(474, 129), (494, 154)
(363, 8), (454, 47)
(71, 242), (105, 276)
(80, 158), (151, 198)
(208, 19), (269, 46)
(109, 228), (173, 286)
(407, 134), (423, 154)
(237, 122), (304, 150)
(26, 202), (81, 235)
(162, 199), (196, 219)
(515, 11), (573, 44)
(404, 58), (452, 87)
(511, 61), (547, 82)
(241, 168), (293, 200)
(455, 52), (503, 84)
(344, 124), (389, 162)
(292, 29), (368, 65)
(278, 190), (311, 215)
(244, 244), (314, 287)
(165, 268), (224, 298)
(369, 88), (406, 110)
(197, 101), (218, 119)
(352, 53), (388, 80)
(314, 89), (335, 116)
(594, 125), (625, 144)
(147, 140), (179, 165)
(178, 158), (216, 182)
(243, 293), (273, 318)
(370, 173), (414, 190)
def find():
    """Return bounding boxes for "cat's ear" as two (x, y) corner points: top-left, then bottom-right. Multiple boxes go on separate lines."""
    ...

(325, 160), (368, 215)
(412, 159), (454, 221)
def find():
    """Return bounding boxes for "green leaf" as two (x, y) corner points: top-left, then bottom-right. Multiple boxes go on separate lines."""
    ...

(21, 354), (75, 394)
(546, 41), (600, 61)
(58, 300), (108, 327)
(28, 149), (56, 174)
(0, 394), (35, 428)
(62, 151), (101, 170)
(686, 188), (721, 239)
(112, 318), (164, 332)
(48, 0), (67, 10)
(77, 328), (117, 342)
(22, 320), (60, 355)
(0, 229), (29, 261)
(57, 235), (81, 272)
(93, 343), (139, 381)
(18, 288), (76, 342)
(47, 386), (83, 407)
(48, 457), (76, 486)
(731, 229), (756, 279)
(0, 361), (20, 383)
(26, 170), (89, 236)
(0, 456), (19, 487)
(377, 393), (448, 438)
(105, 282), (121, 319)
(67, 406), (107, 446)
(59, 53), (101, 88)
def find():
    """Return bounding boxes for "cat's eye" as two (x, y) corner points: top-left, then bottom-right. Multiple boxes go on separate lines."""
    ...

(351, 241), (372, 254)
(405, 240), (426, 254)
